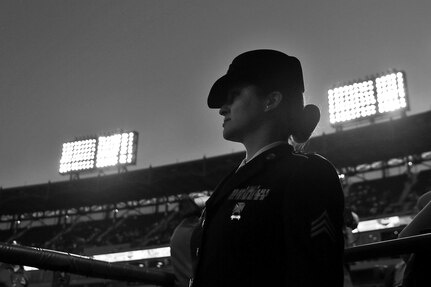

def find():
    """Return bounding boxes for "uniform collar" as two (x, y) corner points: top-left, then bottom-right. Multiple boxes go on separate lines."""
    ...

(237, 141), (289, 171)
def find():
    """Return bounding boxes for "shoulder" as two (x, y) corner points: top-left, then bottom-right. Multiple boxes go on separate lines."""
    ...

(290, 152), (343, 201)
(267, 147), (339, 177)
(291, 151), (339, 176)
(264, 146), (339, 182)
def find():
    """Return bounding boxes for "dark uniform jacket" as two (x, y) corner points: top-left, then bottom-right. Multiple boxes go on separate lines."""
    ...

(191, 143), (345, 287)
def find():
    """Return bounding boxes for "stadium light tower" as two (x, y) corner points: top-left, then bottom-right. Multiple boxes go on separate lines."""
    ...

(328, 70), (409, 130)
(59, 131), (138, 177)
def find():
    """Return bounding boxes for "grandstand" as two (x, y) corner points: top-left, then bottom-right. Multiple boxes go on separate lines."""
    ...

(1, 110), (431, 287)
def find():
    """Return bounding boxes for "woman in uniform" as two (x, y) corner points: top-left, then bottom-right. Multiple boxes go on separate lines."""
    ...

(190, 49), (345, 287)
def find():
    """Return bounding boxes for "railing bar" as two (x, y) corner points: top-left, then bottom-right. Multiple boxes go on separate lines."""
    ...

(0, 243), (174, 286)
(345, 233), (431, 262)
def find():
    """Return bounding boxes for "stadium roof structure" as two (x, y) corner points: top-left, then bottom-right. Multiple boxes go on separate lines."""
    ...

(307, 110), (431, 168)
(1, 111), (430, 216)
(0, 153), (244, 216)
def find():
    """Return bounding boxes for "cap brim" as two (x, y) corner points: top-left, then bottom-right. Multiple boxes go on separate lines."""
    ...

(208, 73), (252, 109)
(207, 74), (231, 109)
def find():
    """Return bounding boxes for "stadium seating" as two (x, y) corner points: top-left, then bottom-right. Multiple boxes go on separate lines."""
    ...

(346, 174), (409, 219)
(0, 169), (426, 264)
(2, 167), (430, 254)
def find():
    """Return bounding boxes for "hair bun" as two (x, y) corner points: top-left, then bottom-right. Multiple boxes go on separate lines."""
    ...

(292, 104), (320, 143)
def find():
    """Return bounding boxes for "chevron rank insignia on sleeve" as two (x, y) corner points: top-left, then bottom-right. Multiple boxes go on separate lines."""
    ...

(310, 210), (336, 242)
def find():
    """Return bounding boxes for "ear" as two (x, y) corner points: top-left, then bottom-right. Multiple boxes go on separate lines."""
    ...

(264, 91), (283, 112)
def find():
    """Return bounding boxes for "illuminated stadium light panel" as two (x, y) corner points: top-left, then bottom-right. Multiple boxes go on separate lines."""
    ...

(328, 71), (408, 126)
(59, 139), (97, 174)
(59, 131), (138, 174)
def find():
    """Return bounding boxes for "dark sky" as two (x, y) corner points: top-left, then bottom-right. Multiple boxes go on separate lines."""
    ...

(1, 0), (430, 188)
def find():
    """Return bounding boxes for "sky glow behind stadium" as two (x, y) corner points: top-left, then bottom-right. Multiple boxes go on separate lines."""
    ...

(1, 0), (431, 188)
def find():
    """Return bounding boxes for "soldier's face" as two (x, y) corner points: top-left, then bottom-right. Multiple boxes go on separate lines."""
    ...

(219, 84), (267, 143)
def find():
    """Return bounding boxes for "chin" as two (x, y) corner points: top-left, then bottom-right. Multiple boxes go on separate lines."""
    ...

(223, 129), (242, 143)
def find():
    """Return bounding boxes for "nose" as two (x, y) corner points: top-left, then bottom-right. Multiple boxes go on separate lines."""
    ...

(219, 104), (229, 116)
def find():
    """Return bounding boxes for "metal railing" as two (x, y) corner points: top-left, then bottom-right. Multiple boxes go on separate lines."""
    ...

(345, 232), (431, 262)
(1, 233), (430, 286)
(0, 243), (175, 286)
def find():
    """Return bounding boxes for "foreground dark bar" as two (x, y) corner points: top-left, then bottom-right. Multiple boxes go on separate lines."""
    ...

(344, 232), (431, 262)
(1, 233), (431, 286)
(0, 243), (175, 286)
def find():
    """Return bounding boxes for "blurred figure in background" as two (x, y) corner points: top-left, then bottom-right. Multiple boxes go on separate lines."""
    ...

(0, 242), (29, 287)
(170, 192), (209, 287)
(0, 264), (28, 287)
(343, 209), (359, 287)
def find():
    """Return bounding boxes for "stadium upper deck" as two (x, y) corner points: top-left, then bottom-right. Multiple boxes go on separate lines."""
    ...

(0, 110), (430, 217)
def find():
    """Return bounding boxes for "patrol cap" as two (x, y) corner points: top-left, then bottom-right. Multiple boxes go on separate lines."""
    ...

(208, 49), (305, 108)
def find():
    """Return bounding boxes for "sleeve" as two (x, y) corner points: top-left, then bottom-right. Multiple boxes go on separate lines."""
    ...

(283, 154), (345, 286)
